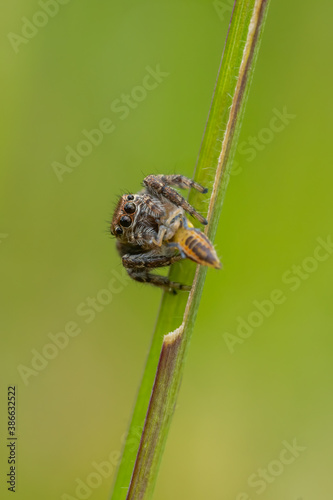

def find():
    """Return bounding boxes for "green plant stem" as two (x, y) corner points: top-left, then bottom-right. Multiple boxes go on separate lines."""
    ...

(110, 1), (271, 499)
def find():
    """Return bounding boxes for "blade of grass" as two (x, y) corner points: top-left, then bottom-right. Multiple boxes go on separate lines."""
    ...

(110, 1), (271, 498)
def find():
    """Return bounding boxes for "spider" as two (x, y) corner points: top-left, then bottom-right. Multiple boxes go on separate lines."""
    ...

(110, 174), (221, 293)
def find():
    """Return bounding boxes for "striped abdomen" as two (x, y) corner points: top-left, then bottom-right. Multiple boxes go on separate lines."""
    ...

(172, 221), (221, 269)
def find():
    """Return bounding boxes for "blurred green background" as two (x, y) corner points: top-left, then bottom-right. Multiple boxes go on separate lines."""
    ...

(1, 1), (332, 499)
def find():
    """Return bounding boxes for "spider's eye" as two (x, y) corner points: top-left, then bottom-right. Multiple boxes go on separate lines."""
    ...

(120, 215), (132, 228)
(124, 202), (136, 214)
(115, 226), (123, 236)
(127, 194), (134, 201)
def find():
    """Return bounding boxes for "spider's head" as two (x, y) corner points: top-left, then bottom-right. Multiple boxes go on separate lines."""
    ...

(110, 194), (138, 239)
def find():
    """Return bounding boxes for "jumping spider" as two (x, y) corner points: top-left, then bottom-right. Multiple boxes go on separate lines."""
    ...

(110, 174), (221, 293)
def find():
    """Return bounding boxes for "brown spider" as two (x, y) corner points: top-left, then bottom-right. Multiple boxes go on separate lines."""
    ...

(110, 174), (221, 293)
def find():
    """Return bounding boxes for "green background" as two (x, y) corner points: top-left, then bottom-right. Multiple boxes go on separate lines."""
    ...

(1, 1), (332, 499)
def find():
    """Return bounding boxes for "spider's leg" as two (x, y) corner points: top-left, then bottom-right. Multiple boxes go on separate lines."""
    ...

(140, 193), (166, 217)
(122, 252), (182, 269)
(122, 251), (191, 293)
(143, 175), (208, 225)
(145, 174), (208, 193)
(126, 268), (191, 293)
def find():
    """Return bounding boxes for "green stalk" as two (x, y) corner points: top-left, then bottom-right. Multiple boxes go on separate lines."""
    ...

(110, 1), (271, 498)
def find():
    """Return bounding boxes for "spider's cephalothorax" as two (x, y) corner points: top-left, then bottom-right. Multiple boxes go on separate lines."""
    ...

(110, 174), (221, 293)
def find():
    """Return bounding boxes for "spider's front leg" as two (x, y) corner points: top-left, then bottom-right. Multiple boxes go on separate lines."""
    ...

(140, 193), (166, 218)
(122, 251), (191, 293)
(145, 174), (208, 193)
(143, 174), (208, 225)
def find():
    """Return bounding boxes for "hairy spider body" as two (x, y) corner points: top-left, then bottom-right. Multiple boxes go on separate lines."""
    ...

(110, 174), (220, 292)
